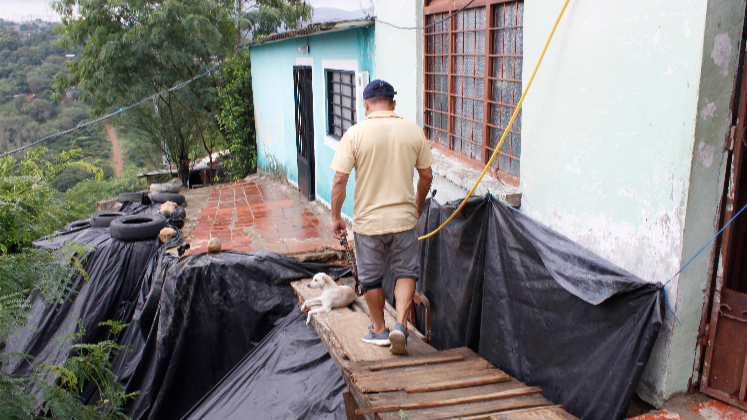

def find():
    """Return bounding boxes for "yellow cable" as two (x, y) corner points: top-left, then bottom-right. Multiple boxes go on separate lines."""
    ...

(419, 0), (572, 241)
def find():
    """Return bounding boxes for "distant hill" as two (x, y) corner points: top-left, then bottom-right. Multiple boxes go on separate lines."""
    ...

(312, 7), (367, 23)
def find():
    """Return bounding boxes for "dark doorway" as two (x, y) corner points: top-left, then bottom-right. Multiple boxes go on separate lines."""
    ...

(294, 65), (315, 201)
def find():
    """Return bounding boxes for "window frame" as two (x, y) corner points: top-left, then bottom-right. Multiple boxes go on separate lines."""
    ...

(326, 69), (357, 140)
(423, 0), (523, 185)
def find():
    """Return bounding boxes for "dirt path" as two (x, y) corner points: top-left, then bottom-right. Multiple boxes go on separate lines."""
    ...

(106, 124), (123, 176)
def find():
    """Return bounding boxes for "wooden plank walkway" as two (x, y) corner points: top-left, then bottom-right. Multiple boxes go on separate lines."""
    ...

(292, 278), (579, 420)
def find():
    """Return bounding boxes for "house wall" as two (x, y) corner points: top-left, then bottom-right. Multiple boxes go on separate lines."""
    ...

(250, 27), (376, 218)
(373, 0), (424, 126)
(521, 0), (743, 406)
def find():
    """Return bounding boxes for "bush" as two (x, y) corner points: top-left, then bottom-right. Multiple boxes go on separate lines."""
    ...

(0, 147), (101, 253)
(63, 168), (147, 215)
(0, 147), (136, 419)
(216, 52), (257, 181)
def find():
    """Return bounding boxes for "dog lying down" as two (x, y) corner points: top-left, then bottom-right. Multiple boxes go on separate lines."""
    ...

(301, 273), (356, 324)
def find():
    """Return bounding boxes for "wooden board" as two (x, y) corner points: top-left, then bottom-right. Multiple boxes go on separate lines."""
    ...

(348, 347), (509, 394)
(490, 406), (578, 419)
(377, 394), (552, 420)
(351, 358), (506, 393)
(326, 311), (436, 363)
(356, 387), (542, 415)
(368, 353), (464, 372)
(347, 347), (470, 373)
(365, 380), (533, 411)
(405, 374), (511, 393)
(290, 279), (579, 420)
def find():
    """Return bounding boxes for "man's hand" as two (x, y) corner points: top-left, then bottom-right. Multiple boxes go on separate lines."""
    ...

(417, 205), (423, 219)
(331, 171), (350, 239)
(331, 217), (348, 239)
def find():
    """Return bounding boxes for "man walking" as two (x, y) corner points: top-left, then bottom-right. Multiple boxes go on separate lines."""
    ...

(329, 80), (434, 355)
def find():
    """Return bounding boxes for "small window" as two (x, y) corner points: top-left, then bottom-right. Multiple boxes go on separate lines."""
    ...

(327, 69), (356, 139)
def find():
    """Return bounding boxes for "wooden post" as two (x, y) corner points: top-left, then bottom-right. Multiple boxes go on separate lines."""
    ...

(343, 390), (366, 420)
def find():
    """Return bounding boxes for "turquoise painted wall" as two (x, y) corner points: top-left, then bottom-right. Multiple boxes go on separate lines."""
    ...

(250, 26), (375, 218)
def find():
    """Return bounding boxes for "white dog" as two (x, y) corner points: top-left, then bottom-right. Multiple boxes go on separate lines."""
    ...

(301, 273), (356, 324)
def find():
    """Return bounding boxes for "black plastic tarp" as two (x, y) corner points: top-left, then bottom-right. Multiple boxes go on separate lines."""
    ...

(123, 251), (350, 420)
(382, 196), (664, 420)
(5, 230), (161, 384)
(182, 307), (346, 420)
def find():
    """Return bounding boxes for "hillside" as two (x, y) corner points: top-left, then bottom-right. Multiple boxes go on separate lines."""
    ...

(0, 19), (114, 191)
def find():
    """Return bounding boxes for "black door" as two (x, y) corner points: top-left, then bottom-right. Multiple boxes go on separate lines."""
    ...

(294, 65), (315, 200)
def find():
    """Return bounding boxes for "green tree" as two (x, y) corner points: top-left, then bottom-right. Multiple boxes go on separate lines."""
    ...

(53, 0), (237, 185)
(215, 52), (256, 180)
(240, 0), (313, 41)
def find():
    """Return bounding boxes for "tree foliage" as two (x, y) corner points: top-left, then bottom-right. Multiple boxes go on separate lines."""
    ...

(53, 0), (237, 185)
(241, 0), (313, 40)
(215, 52), (256, 180)
(63, 167), (146, 214)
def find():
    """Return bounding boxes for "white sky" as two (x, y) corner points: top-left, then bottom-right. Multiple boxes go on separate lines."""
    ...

(0, 0), (366, 22)
(309, 0), (365, 11)
(1, 0), (61, 21)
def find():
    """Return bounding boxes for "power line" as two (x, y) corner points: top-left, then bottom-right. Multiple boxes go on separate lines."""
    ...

(0, 63), (221, 160)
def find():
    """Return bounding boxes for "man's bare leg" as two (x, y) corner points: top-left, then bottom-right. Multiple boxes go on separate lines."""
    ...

(394, 278), (416, 327)
(364, 288), (387, 334)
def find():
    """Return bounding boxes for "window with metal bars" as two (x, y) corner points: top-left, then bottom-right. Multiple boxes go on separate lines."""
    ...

(424, 1), (523, 183)
(326, 69), (356, 140)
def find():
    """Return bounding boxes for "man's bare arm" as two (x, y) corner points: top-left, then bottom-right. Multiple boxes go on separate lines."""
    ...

(415, 167), (433, 218)
(331, 171), (350, 238)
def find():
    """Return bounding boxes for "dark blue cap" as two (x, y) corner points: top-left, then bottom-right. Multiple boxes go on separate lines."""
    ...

(363, 79), (397, 100)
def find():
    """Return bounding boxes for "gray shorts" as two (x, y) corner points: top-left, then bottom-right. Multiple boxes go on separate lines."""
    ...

(354, 228), (419, 292)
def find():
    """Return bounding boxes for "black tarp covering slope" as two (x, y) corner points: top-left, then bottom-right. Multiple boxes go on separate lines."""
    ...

(106, 234), (183, 394)
(5, 229), (161, 383)
(382, 196), (664, 420)
(182, 308), (345, 420)
(124, 251), (350, 420)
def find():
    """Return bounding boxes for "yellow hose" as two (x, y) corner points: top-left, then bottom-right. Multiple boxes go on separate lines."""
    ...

(419, 0), (572, 241)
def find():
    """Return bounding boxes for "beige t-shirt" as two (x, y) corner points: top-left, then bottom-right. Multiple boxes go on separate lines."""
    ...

(330, 110), (435, 236)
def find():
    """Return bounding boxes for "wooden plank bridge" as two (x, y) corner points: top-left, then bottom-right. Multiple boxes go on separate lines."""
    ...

(292, 278), (578, 420)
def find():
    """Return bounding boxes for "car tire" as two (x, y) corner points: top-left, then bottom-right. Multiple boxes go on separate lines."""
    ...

(91, 212), (127, 228)
(119, 192), (147, 203)
(65, 218), (91, 230)
(110, 215), (168, 241)
(149, 192), (186, 206)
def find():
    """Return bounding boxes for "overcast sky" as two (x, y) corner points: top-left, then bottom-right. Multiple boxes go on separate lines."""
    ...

(0, 0), (367, 21)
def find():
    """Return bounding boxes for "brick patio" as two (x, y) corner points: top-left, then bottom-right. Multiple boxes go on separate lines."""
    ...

(188, 175), (343, 255)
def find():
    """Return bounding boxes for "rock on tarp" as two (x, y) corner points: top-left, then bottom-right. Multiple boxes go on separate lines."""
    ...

(123, 251), (350, 420)
(382, 196), (664, 420)
(181, 308), (346, 420)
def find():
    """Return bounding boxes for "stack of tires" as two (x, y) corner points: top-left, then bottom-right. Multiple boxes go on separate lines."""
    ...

(61, 191), (187, 242)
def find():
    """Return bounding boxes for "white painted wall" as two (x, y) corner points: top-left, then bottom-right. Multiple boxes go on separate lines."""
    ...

(520, 0), (712, 405)
(374, 0), (746, 406)
(372, 0), (424, 126)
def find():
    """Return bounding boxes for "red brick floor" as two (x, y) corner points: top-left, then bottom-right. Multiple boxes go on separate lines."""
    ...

(631, 396), (747, 420)
(189, 176), (343, 255)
